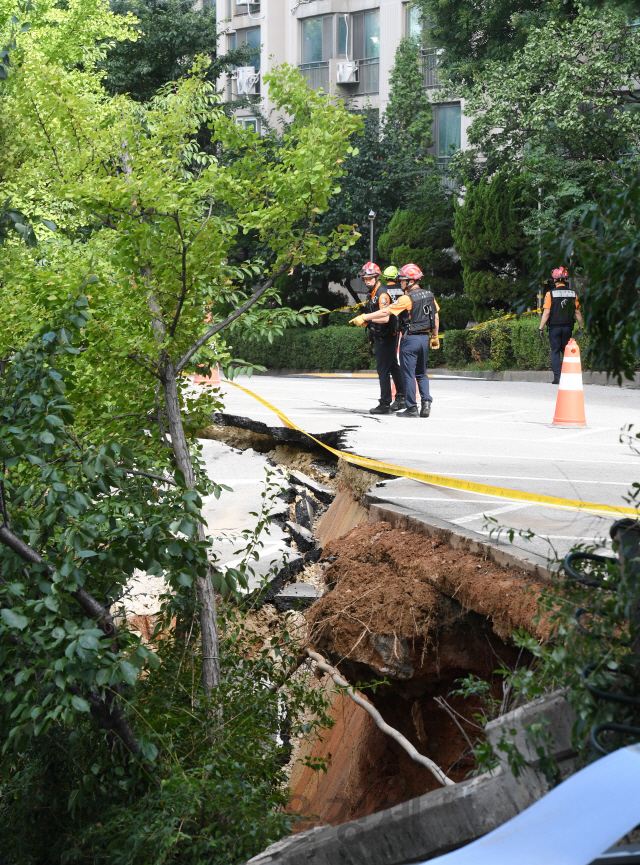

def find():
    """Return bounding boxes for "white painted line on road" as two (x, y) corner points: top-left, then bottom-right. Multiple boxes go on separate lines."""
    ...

(378, 496), (511, 503)
(453, 503), (531, 525)
(418, 473), (631, 486)
(373, 448), (640, 467)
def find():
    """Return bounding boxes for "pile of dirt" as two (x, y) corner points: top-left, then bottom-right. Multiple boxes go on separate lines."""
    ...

(308, 521), (550, 681)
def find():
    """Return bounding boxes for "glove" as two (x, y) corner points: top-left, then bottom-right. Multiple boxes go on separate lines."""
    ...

(430, 336), (440, 350)
(537, 329), (544, 341)
(350, 315), (367, 327)
(576, 327), (584, 339)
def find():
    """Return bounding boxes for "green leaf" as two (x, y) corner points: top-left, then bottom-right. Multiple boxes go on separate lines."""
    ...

(119, 660), (138, 686)
(71, 695), (91, 713)
(1, 609), (28, 630)
(77, 550), (98, 558)
(79, 634), (100, 650)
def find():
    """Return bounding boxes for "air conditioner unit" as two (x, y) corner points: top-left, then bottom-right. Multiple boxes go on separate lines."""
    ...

(237, 66), (259, 95)
(336, 61), (358, 84)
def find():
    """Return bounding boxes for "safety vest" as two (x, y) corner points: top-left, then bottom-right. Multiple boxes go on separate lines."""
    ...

(401, 287), (437, 335)
(548, 283), (577, 327)
(386, 281), (403, 305)
(365, 282), (398, 338)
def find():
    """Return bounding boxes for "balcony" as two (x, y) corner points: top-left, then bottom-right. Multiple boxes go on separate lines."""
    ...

(355, 58), (379, 95)
(299, 61), (330, 93)
(234, 2), (260, 16)
(421, 47), (442, 89)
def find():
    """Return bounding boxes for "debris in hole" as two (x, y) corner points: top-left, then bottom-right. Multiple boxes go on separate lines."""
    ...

(272, 582), (323, 612)
(286, 521), (315, 553)
(294, 491), (316, 531)
(289, 470), (336, 504)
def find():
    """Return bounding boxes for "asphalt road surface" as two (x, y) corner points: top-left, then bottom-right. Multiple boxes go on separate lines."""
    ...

(208, 373), (640, 564)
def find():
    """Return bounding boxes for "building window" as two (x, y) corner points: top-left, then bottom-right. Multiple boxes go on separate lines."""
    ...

(245, 27), (261, 71)
(338, 15), (348, 57)
(406, 4), (423, 39)
(301, 16), (334, 64)
(435, 103), (461, 162)
(236, 117), (259, 133)
(364, 9), (380, 58)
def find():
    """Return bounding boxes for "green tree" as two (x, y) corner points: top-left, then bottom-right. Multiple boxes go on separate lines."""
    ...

(535, 166), (640, 379)
(298, 38), (435, 305)
(453, 173), (532, 318)
(446, 5), (640, 245)
(378, 175), (462, 299)
(1, 0), (360, 693)
(102, 0), (252, 102)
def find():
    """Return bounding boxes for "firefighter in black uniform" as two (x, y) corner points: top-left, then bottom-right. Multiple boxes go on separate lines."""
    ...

(352, 263), (439, 418)
(360, 261), (406, 414)
(538, 267), (584, 384)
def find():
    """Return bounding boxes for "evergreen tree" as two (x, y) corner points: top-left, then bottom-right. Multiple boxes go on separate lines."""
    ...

(377, 176), (462, 299)
(102, 0), (251, 102)
(453, 173), (532, 318)
(384, 37), (433, 151)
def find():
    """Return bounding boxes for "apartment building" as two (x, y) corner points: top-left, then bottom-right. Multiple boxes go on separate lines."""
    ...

(216, 0), (470, 164)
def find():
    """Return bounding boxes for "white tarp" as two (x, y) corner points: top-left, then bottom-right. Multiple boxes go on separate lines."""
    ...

(422, 744), (640, 865)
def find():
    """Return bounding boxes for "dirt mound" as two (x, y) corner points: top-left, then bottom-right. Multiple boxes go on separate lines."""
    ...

(310, 521), (549, 674)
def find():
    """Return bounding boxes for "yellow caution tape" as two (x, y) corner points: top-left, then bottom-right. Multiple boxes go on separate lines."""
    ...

(225, 380), (640, 519)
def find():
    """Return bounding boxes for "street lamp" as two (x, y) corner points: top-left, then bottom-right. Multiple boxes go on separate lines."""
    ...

(368, 209), (376, 262)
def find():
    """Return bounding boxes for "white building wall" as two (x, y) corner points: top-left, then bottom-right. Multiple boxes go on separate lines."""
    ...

(216, 0), (467, 153)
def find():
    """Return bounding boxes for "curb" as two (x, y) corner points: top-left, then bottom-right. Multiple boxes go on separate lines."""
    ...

(363, 498), (556, 583)
(251, 368), (640, 388)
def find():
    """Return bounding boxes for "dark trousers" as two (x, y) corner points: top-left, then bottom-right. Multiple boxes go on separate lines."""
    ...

(400, 333), (431, 409)
(548, 325), (573, 379)
(374, 336), (404, 405)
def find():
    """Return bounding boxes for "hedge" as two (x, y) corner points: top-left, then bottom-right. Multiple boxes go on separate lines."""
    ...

(444, 317), (585, 371)
(226, 325), (445, 372)
(226, 326), (376, 371)
(227, 318), (599, 373)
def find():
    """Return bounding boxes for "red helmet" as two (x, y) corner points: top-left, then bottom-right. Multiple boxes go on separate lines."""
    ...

(397, 263), (423, 281)
(552, 267), (568, 279)
(360, 261), (381, 277)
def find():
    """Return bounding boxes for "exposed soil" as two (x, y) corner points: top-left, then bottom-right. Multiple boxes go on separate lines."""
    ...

(286, 520), (550, 827)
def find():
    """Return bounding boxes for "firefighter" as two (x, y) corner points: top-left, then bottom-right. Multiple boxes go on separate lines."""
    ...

(359, 261), (406, 414)
(538, 267), (584, 384)
(351, 263), (439, 418)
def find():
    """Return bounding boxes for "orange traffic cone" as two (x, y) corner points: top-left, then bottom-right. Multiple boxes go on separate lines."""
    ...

(552, 339), (587, 427)
(194, 364), (221, 386)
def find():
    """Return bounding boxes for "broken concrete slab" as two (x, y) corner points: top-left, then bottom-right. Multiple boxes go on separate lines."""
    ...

(294, 493), (316, 530)
(210, 412), (354, 452)
(272, 582), (323, 612)
(289, 470), (336, 504)
(285, 521), (316, 553)
(246, 768), (524, 865)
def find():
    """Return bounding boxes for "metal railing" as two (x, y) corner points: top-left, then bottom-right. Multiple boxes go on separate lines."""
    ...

(299, 61), (330, 93)
(356, 58), (379, 95)
(421, 48), (441, 89)
(234, 2), (260, 16)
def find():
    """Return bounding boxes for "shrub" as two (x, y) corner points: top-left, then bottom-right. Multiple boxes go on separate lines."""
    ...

(443, 329), (472, 368)
(511, 317), (552, 370)
(468, 319), (516, 370)
(227, 326), (375, 371)
(438, 295), (474, 331)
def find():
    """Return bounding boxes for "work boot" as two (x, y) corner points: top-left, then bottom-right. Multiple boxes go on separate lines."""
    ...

(420, 400), (431, 418)
(396, 407), (419, 418)
(389, 396), (406, 412)
(370, 402), (392, 415)
(552, 377), (560, 385)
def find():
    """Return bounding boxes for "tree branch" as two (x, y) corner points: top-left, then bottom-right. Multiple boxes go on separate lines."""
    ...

(306, 649), (454, 787)
(175, 264), (289, 373)
(0, 525), (117, 639)
(0, 524), (147, 759)
(125, 468), (177, 486)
